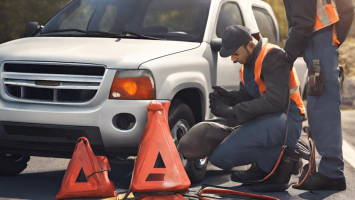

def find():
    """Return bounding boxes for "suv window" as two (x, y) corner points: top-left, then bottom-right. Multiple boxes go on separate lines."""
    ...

(216, 2), (244, 38)
(252, 7), (278, 45)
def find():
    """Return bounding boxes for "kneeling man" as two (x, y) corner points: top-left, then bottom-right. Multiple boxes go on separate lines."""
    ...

(179, 25), (305, 192)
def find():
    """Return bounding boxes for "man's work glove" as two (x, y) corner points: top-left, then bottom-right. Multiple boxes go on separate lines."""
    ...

(212, 86), (237, 106)
(209, 93), (236, 119)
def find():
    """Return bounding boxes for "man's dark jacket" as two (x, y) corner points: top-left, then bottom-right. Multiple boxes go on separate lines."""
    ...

(228, 40), (290, 124)
(283, 0), (355, 63)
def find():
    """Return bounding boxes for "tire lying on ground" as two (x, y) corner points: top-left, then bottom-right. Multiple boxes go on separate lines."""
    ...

(168, 99), (208, 183)
(0, 154), (30, 176)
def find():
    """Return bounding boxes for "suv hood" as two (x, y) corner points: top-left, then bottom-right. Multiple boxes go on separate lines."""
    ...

(0, 37), (200, 69)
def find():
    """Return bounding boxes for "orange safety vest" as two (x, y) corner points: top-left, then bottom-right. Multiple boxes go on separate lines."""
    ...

(239, 43), (306, 115)
(314, 0), (340, 45)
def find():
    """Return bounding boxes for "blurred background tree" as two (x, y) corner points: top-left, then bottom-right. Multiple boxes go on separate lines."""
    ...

(0, 0), (69, 44)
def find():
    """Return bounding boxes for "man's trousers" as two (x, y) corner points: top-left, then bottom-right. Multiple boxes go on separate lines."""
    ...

(302, 26), (344, 178)
(179, 107), (303, 173)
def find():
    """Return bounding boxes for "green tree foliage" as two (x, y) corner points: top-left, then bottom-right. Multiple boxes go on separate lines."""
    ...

(0, 0), (69, 44)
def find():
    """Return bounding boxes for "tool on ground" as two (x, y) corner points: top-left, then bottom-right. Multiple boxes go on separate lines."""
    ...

(122, 101), (190, 200)
(56, 137), (117, 199)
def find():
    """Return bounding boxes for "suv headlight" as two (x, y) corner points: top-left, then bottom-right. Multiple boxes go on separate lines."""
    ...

(109, 70), (156, 99)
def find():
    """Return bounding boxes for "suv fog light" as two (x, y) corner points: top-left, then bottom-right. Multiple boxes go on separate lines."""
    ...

(113, 113), (136, 130)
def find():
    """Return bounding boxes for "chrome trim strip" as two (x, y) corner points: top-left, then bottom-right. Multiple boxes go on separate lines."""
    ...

(4, 79), (100, 90)
(2, 72), (102, 83)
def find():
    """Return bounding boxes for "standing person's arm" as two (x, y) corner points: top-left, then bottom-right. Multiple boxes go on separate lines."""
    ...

(283, 0), (317, 64)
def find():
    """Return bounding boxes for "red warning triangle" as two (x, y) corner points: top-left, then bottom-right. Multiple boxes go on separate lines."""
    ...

(56, 137), (117, 199)
(131, 101), (191, 193)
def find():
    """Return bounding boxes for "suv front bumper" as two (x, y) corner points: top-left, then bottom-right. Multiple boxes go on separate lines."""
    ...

(0, 100), (153, 158)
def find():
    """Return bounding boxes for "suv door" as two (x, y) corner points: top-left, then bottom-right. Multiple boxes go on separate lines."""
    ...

(214, 1), (244, 91)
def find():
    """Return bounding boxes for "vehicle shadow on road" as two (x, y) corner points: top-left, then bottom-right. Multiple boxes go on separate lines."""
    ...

(0, 170), (66, 200)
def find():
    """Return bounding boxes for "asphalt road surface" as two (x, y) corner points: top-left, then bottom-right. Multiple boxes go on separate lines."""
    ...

(1, 111), (355, 200)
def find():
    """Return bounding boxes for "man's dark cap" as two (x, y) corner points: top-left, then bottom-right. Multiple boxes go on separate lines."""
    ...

(220, 25), (253, 58)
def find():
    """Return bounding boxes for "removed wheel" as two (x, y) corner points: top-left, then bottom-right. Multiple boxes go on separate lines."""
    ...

(0, 154), (30, 176)
(168, 99), (208, 183)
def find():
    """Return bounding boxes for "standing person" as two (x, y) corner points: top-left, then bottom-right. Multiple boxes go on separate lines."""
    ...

(179, 25), (305, 192)
(283, 0), (354, 190)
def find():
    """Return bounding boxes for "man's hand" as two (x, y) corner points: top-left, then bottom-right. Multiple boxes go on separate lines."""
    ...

(209, 93), (236, 118)
(212, 86), (237, 105)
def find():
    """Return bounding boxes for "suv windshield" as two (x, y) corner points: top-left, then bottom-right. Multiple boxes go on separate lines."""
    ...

(42, 0), (211, 42)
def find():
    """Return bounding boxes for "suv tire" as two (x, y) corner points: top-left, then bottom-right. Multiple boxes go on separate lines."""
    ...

(168, 99), (208, 183)
(0, 154), (30, 176)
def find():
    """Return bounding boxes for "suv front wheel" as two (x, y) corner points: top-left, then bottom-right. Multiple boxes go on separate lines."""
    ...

(0, 154), (30, 176)
(168, 99), (208, 183)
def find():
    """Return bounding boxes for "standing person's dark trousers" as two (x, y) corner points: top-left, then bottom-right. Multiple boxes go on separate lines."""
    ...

(303, 26), (344, 179)
(282, 0), (354, 190)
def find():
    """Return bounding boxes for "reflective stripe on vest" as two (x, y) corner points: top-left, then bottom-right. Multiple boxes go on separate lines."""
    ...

(314, 0), (340, 44)
(239, 43), (306, 115)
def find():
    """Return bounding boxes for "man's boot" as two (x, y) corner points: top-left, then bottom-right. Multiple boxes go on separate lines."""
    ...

(252, 148), (300, 192)
(231, 163), (268, 184)
(294, 164), (346, 191)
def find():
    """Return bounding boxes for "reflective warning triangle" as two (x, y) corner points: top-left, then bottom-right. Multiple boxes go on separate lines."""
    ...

(56, 137), (117, 199)
(131, 101), (191, 193)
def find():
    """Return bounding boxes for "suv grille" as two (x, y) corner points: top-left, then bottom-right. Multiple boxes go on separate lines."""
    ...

(2, 63), (105, 103)
(4, 63), (105, 76)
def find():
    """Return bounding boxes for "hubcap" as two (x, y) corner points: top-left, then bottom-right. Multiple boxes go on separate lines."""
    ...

(171, 120), (207, 169)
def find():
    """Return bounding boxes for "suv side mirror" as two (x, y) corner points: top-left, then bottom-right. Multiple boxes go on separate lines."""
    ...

(24, 22), (40, 37)
(211, 38), (222, 52)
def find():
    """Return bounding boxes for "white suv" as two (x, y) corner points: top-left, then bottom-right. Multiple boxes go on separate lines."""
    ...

(0, 0), (308, 182)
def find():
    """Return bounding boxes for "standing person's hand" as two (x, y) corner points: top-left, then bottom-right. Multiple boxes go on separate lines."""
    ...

(212, 86), (237, 105)
(209, 93), (236, 119)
